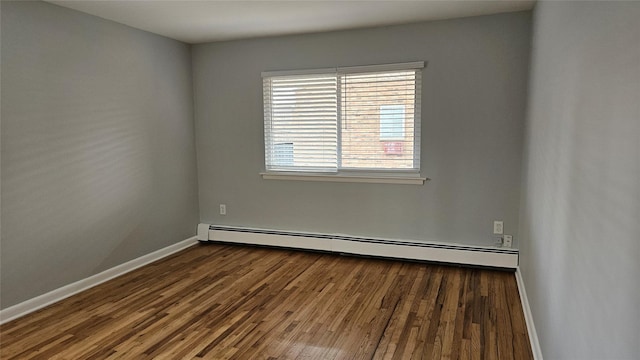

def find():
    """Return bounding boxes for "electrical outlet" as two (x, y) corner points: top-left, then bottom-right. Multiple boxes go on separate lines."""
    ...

(493, 220), (504, 235)
(503, 235), (513, 248)
(219, 204), (226, 215)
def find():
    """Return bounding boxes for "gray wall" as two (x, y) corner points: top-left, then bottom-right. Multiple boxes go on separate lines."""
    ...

(519, 2), (640, 358)
(1, 1), (199, 309)
(193, 12), (531, 246)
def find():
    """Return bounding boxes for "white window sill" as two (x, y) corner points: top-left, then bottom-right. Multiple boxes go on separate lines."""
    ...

(260, 172), (428, 185)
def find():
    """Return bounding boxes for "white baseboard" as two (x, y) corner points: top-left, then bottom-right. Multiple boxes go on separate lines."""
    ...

(0, 236), (199, 325)
(515, 267), (543, 360)
(205, 225), (519, 269)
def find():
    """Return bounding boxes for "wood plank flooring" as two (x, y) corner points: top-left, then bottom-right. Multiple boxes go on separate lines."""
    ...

(0, 243), (532, 359)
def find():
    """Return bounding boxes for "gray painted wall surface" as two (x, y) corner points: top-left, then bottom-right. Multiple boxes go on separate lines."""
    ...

(193, 12), (531, 246)
(1, 1), (199, 309)
(519, 2), (640, 358)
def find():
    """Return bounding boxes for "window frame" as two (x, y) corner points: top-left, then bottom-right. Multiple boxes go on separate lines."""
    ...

(262, 62), (426, 185)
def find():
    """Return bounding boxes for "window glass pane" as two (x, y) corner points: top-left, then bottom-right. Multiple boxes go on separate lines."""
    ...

(340, 71), (416, 170)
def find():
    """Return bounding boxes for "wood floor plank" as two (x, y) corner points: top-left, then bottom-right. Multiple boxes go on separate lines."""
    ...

(0, 243), (533, 359)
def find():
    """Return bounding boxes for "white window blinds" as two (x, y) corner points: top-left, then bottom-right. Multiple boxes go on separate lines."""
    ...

(263, 62), (423, 174)
(263, 74), (337, 172)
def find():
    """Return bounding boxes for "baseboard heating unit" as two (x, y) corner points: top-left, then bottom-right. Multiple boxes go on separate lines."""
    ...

(198, 224), (518, 269)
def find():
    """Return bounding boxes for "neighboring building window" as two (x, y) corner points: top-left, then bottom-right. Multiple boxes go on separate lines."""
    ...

(379, 104), (406, 140)
(272, 142), (294, 167)
(263, 62), (422, 174)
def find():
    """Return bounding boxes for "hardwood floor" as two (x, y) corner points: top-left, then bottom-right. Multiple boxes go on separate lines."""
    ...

(0, 243), (532, 359)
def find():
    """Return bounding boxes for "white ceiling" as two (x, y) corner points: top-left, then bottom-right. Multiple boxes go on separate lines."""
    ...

(46, 0), (535, 44)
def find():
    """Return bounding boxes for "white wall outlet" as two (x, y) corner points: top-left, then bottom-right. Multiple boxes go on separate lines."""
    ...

(503, 235), (513, 248)
(219, 204), (226, 215)
(493, 220), (504, 234)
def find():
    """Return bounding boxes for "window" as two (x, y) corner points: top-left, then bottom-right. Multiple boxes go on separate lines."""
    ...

(263, 62), (422, 177)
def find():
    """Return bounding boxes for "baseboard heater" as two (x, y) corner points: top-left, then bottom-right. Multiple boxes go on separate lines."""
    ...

(197, 224), (518, 269)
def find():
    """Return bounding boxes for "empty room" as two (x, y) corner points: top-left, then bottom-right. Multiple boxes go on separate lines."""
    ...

(1, 0), (638, 359)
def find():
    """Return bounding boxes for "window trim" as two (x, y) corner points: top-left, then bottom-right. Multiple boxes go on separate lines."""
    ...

(262, 61), (425, 182)
(261, 62), (424, 78)
(260, 172), (428, 185)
